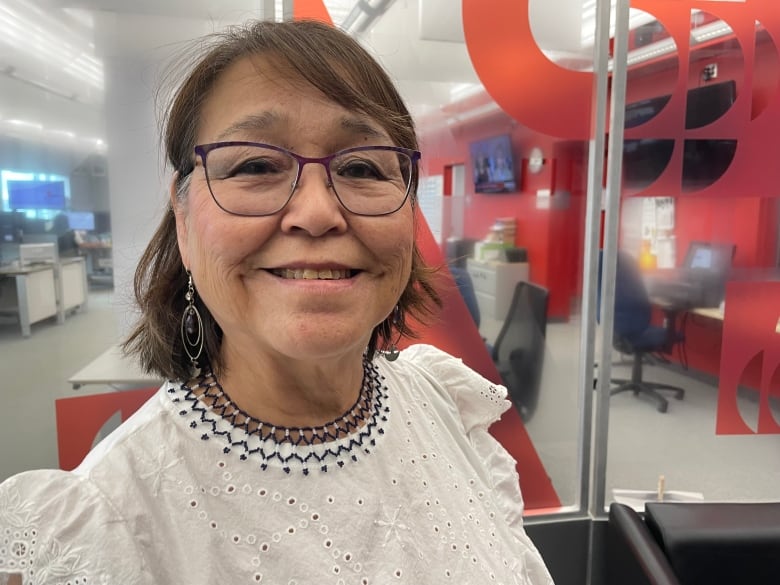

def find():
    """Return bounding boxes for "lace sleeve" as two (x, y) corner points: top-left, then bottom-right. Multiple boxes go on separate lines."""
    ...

(0, 470), (146, 585)
(398, 344), (554, 584)
(400, 344), (510, 432)
(469, 425), (555, 585)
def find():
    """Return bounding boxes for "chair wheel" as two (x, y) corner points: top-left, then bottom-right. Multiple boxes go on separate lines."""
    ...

(657, 402), (668, 413)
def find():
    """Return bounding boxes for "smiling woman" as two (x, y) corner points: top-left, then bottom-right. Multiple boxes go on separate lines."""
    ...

(0, 19), (553, 585)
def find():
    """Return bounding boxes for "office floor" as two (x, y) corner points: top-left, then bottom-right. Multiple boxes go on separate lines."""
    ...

(1, 291), (779, 508)
(479, 312), (780, 507)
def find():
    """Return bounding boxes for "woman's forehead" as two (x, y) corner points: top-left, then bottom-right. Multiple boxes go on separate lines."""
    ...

(197, 55), (388, 143)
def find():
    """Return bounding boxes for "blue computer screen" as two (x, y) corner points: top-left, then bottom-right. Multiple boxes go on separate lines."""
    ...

(689, 247), (713, 269)
(683, 242), (735, 272)
(64, 211), (95, 231)
(7, 180), (66, 209)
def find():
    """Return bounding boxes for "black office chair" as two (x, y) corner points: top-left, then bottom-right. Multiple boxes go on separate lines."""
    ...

(490, 281), (549, 422)
(609, 251), (685, 413)
(607, 502), (780, 585)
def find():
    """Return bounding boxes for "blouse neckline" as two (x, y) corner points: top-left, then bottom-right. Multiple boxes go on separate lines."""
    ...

(166, 357), (390, 475)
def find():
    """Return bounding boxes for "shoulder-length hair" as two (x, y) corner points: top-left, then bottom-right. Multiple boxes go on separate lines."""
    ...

(124, 19), (441, 382)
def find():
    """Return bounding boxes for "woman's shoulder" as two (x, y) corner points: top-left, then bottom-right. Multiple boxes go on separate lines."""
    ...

(0, 469), (146, 582)
(392, 344), (510, 431)
(0, 468), (107, 517)
(75, 385), (170, 470)
(0, 387), (179, 582)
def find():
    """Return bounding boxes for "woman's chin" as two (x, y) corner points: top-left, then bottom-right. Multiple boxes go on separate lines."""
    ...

(272, 333), (369, 363)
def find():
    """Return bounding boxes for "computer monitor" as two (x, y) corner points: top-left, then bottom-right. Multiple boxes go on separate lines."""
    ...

(19, 242), (58, 265)
(682, 241), (735, 272)
(680, 241), (736, 308)
(688, 245), (715, 269)
(64, 211), (96, 231)
(0, 211), (23, 243)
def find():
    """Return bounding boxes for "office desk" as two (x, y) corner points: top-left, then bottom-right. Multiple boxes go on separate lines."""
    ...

(690, 306), (723, 321)
(0, 264), (59, 336)
(648, 296), (780, 400)
(58, 257), (89, 313)
(78, 241), (113, 285)
(690, 305), (780, 333)
(69, 344), (162, 390)
(0, 258), (88, 337)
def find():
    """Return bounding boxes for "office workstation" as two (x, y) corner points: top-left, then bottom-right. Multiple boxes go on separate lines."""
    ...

(648, 241), (736, 311)
(0, 242), (88, 336)
(643, 236), (779, 391)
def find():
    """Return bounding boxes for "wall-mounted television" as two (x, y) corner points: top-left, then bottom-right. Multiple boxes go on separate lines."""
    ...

(7, 180), (66, 210)
(469, 134), (518, 193)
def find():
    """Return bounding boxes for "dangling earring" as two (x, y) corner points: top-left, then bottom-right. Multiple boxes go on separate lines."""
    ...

(181, 270), (204, 366)
(383, 305), (402, 362)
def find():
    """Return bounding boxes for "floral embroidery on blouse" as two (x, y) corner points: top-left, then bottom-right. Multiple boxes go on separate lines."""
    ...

(0, 480), (91, 585)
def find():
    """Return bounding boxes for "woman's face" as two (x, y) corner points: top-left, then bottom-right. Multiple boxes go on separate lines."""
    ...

(173, 55), (415, 364)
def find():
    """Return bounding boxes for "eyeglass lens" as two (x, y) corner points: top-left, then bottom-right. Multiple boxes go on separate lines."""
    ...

(203, 145), (413, 216)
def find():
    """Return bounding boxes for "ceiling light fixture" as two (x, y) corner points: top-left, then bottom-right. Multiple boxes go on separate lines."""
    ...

(0, 0), (103, 90)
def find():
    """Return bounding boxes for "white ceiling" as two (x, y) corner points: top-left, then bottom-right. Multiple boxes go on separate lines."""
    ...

(0, 0), (631, 153)
(0, 0), (474, 151)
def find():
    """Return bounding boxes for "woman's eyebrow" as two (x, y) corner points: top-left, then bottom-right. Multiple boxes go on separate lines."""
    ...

(215, 111), (281, 141)
(213, 112), (387, 143)
(339, 116), (387, 140)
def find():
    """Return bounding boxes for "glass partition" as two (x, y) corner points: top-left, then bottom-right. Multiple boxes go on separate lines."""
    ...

(0, 0), (605, 523)
(600, 0), (780, 513)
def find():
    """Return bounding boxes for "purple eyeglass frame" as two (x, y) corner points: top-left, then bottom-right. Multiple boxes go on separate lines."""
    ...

(192, 141), (421, 217)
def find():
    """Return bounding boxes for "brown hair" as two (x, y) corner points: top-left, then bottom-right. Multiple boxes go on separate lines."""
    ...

(124, 19), (441, 381)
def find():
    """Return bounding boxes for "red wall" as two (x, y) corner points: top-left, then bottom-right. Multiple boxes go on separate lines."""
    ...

(419, 110), (588, 320)
(419, 19), (779, 382)
(621, 30), (780, 389)
(623, 32), (780, 269)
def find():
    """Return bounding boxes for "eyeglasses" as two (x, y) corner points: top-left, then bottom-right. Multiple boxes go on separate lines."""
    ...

(193, 141), (421, 217)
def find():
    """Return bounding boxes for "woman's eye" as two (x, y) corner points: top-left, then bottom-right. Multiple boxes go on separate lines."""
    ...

(339, 159), (385, 180)
(232, 158), (279, 176)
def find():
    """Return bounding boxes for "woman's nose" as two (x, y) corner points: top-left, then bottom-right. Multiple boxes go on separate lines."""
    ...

(279, 163), (348, 236)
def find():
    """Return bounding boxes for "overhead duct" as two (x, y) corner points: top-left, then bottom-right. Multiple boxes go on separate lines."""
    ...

(341, 0), (395, 35)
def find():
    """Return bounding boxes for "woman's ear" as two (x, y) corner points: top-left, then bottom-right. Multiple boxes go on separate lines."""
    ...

(170, 172), (189, 269)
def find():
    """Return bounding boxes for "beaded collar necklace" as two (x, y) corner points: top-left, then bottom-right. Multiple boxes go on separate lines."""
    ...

(171, 357), (389, 474)
(187, 363), (375, 444)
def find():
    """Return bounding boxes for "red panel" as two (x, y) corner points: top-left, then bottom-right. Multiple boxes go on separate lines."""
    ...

(625, 0), (780, 198)
(716, 282), (780, 434)
(442, 165), (453, 196)
(55, 387), (158, 471)
(408, 214), (561, 508)
(292, 0), (333, 24)
(462, 0), (592, 139)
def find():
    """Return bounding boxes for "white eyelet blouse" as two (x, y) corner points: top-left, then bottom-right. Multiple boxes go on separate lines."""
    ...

(0, 345), (554, 585)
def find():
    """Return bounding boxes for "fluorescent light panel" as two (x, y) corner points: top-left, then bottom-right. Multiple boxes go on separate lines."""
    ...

(0, 0), (103, 89)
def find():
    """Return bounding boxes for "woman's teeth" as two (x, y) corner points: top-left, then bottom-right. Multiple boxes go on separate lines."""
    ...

(272, 268), (352, 280)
